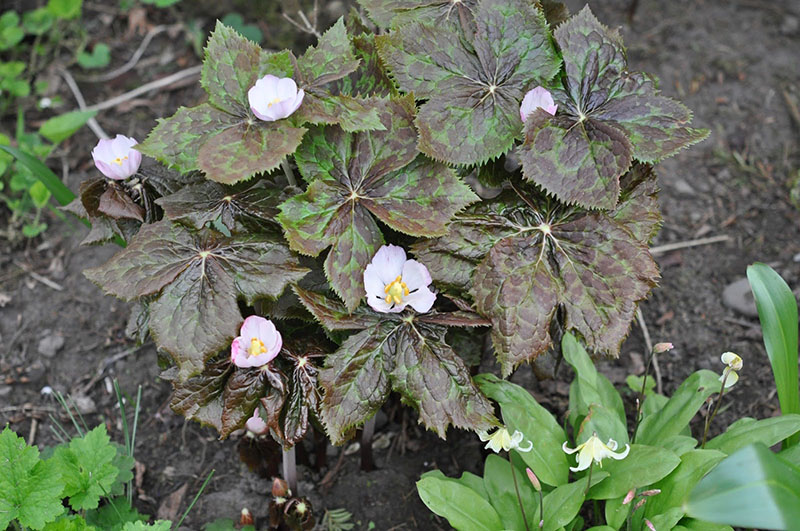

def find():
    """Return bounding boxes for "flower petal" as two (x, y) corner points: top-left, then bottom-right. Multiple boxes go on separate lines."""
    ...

(369, 245), (406, 284)
(721, 369), (738, 388)
(562, 441), (579, 455)
(608, 443), (630, 461)
(276, 77), (298, 101)
(401, 259), (432, 291)
(367, 295), (406, 314)
(571, 448), (593, 472)
(363, 262), (386, 300)
(246, 411), (268, 434)
(240, 315), (268, 339)
(404, 286), (436, 313)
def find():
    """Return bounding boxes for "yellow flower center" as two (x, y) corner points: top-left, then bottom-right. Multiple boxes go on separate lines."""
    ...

(248, 337), (267, 357)
(267, 97), (282, 108)
(112, 156), (129, 166)
(384, 275), (409, 305)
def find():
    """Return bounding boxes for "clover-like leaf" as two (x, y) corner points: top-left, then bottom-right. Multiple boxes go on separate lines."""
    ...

(0, 427), (64, 530)
(520, 6), (707, 209)
(378, 0), (560, 165)
(157, 179), (284, 231)
(279, 96), (478, 309)
(85, 221), (308, 380)
(51, 425), (120, 511)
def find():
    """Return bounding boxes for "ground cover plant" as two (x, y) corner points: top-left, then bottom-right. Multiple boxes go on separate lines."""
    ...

(53, 0), (714, 513)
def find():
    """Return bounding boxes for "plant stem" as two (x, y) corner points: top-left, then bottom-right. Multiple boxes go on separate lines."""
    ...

(701, 372), (729, 447)
(585, 462), (594, 495)
(631, 346), (657, 444)
(282, 157), (297, 187)
(361, 416), (376, 472)
(283, 445), (298, 494)
(508, 452), (531, 531)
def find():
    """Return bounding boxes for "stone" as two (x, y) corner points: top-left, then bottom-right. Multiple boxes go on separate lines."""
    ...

(37, 333), (64, 358)
(722, 277), (758, 317)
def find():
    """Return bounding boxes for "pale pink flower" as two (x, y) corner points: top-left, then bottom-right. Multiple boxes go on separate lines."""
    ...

(653, 342), (674, 354)
(364, 245), (436, 314)
(520, 86), (557, 122)
(91, 135), (142, 180)
(245, 410), (268, 435)
(231, 316), (282, 368)
(248, 75), (304, 122)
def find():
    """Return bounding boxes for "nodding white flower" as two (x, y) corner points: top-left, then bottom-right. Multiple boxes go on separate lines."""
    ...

(720, 351), (743, 388)
(245, 410), (268, 435)
(653, 342), (674, 354)
(231, 316), (282, 368)
(91, 134), (142, 180)
(248, 74), (304, 122)
(562, 432), (630, 472)
(520, 86), (557, 122)
(478, 427), (533, 454)
(363, 245), (436, 314)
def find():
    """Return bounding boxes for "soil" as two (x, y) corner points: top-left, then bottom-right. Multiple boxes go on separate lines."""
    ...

(1, 0), (799, 529)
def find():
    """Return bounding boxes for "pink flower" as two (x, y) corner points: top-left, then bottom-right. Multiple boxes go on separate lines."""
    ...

(230, 316), (282, 368)
(248, 75), (304, 122)
(91, 135), (142, 180)
(363, 245), (436, 314)
(245, 410), (268, 435)
(519, 86), (557, 122)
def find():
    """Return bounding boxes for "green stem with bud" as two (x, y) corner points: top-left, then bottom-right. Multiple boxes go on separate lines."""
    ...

(508, 452), (531, 531)
(701, 371), (730, 447)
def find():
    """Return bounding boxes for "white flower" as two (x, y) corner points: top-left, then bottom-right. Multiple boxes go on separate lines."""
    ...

(478, 427), (533, 453)
(719, 351), (743, 388)
(248, 74), (304, 122)
(519, 86), (557, 122)
(230, 316), (282, 368)
(562, 432), (630, 472)
(91, 135), (142, 180)
(363, 245), (436, 313)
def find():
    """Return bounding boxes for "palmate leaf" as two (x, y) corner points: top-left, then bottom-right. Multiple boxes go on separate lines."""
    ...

(419, 167), (659, 375)
(298, 290), (495, 444)
(359, 0), (479, 31)
(85, 221), (308, 380)
(520, 6), (707, 209)
(377, 0), (560, 165)
(156, 180), (284, 231)
(334, 32), (397, 98)
(278, 96), (478, 310)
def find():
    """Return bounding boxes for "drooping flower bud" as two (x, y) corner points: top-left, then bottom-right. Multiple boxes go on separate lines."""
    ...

(623, 489), (635, 505)
(653, 342), (674, 354)
(272, 477), (290, 498)
(91, 135), (142, 180)
(240, 508), (254, 526)
(719, 351), (743, 388)
(526, 467), (542, 492)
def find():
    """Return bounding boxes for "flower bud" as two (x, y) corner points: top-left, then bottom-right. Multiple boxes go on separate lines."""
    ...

(622, 489), (635, 505)
(644, 519), (656, 531)
(640, 489), (661, 497)
(653, 342), (673, 354)
(272, 477), (290, 498)
(240, 508), (254, 526)
(526, 468), (542, 492)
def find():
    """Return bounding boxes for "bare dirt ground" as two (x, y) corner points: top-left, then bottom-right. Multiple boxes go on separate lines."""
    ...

(1, 0), (799, 528)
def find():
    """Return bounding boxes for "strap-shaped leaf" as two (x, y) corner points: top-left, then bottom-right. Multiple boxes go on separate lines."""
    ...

(279, 97), (477, 309)
(85, 221), (308, 379)
(156, 181), (284, 231)
(520, 7), (707, 209)
(378, 0), (560, 165)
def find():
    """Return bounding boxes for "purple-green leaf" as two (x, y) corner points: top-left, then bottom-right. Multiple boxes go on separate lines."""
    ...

(359, 0), (478, 30)
(296, 18), (360, 88)
(84, 221), (308, 379)
(169, 360), (232, 432)
(220, 368), (267, 438)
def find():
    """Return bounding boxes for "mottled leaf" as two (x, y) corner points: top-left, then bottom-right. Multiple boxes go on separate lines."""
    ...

(389, 324), (496, 436)
(293, 286), (380, 330)
(85, 221), (308, 379)
(293, 93), (385, 132)
(320, 324), (396, 444)
(297, 18), (360, 87)
(612, 162), (661, 243)
(156, 180), (284, 231)
(169, 359), (231, 432)
(280, 96), (476, 309)
(335, 33), (397, 97)
(97, 183), (144, 221)
(359, 0), (478, 31)
(378, 0), (560, 165)
(520, 6), (706, 208)
(220, 369), (268, 438)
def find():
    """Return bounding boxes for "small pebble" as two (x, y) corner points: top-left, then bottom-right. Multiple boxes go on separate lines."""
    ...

(37, 333), (65, 358)
(722, 277), (758, 317)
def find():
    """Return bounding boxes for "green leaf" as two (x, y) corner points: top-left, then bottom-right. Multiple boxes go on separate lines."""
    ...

(293, 286), (380, 330)
(0, 12), (24, 51)
(23, 8), (55, 35)
(377, 0), (560, 165)
(29, 181), (51, 209)
(280, 97), (477, 309)
(416, 474), (504, 531)
(748, 262), (800, 446)
(319, 324), (396, 444)
(476, 373), (569, 486)
(482, 454), (537, 531)
(41, 515), (96, 530)
(122, 521), (171, 530)
(644, 449), (726, 519)
(84, 221), (308, 379)
(587, 444), (681, 499)
(77, 43), (111, 69)
(520, 6), (706, 209)
(532, 474), (608, 531)
(48, 0), (82, 19)
(85, 497), (149, 531)
(0, 145), (78, 207)
(39, 110), (98, 144)
(219, 13), (263, 44)
(705, 416), (800, 455)
(51, 425), (119, 511)
(359, 0), (478, 29)
(335, 33), (397, 98)
(563, 333), (626, 426)
(293, 93), (385, 132)
(684, 443), (800, 529)
(636, 370), (721, 446)
(0, 427), (64, 530)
